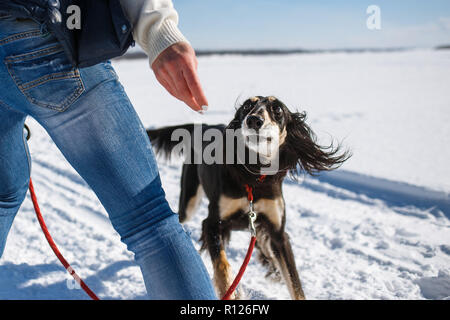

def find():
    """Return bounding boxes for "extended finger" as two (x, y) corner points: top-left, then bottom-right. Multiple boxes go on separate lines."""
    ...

(182, 64), (208, 108)
(168, 67), (202, 111)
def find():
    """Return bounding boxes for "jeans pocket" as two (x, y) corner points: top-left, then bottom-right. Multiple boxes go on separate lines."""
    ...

(5, 44), (85, 112)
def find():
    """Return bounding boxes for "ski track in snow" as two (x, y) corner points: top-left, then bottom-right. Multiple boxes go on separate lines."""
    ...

(1, 51), (449, 300)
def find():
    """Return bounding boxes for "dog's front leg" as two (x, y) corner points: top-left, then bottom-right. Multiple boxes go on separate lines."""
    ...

(271, 231), (306, 300)
(201, 214), (237, 299)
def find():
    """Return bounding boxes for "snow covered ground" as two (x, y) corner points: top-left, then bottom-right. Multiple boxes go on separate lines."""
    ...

(1, 50), (449, 300)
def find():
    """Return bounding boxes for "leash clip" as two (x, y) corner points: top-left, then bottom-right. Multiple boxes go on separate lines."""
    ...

(247, 201), (257, 237)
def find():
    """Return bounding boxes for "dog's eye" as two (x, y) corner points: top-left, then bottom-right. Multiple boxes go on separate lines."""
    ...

(273, 106), (282, 115)
(243, 103), (253, 111)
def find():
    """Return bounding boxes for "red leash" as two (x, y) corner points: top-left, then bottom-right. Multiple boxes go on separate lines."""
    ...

(29, 174), (265, 301)
(29, 179), (99, 300)
(221, 175), (266, 300)
(221, 236), (256, 300)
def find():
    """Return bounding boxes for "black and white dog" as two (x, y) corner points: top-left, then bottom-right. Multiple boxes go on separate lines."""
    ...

(147, 96), (349, 299)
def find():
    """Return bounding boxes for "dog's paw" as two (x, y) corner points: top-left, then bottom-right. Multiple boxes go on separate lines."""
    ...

(265, 269), (282, 283)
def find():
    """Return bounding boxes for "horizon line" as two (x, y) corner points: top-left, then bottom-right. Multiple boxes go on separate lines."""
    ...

(116, 45), (449, 61)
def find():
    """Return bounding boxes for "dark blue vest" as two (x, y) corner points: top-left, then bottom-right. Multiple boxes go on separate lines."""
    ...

(0, 0), (134, 67)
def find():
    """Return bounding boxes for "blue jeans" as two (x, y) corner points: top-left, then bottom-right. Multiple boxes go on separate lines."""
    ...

(0, 14), (216, 300)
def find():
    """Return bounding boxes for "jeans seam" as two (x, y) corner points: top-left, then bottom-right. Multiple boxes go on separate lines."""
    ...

(0, 29), (42, 47)
(21, 70), (80, 90)
(4, 53), (85, 112)
(25, 77), (85, 112)
(4, 45), (63, 63)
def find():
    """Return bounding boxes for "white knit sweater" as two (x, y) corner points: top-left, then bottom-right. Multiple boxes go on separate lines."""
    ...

(119, 0), (189, 65)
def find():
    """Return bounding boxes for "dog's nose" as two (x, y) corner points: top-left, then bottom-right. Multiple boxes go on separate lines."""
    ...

(246, 115), (264, 130)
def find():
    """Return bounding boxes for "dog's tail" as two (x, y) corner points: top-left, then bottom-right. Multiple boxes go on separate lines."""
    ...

(146, 124), (197, 160)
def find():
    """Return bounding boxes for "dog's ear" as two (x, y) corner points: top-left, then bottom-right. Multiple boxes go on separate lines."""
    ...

(226, 112), (242, 130)
(283, 111), (351, 177)
(226, 99), (253, 130)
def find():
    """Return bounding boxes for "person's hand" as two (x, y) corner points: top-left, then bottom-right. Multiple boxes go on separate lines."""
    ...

(151, 42), (208, 113)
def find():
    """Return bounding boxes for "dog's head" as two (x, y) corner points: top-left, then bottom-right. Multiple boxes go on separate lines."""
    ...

(227, 96), (350, 176)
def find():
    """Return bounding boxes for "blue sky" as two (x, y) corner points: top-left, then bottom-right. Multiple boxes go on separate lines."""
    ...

(175, 0), (450, 49)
